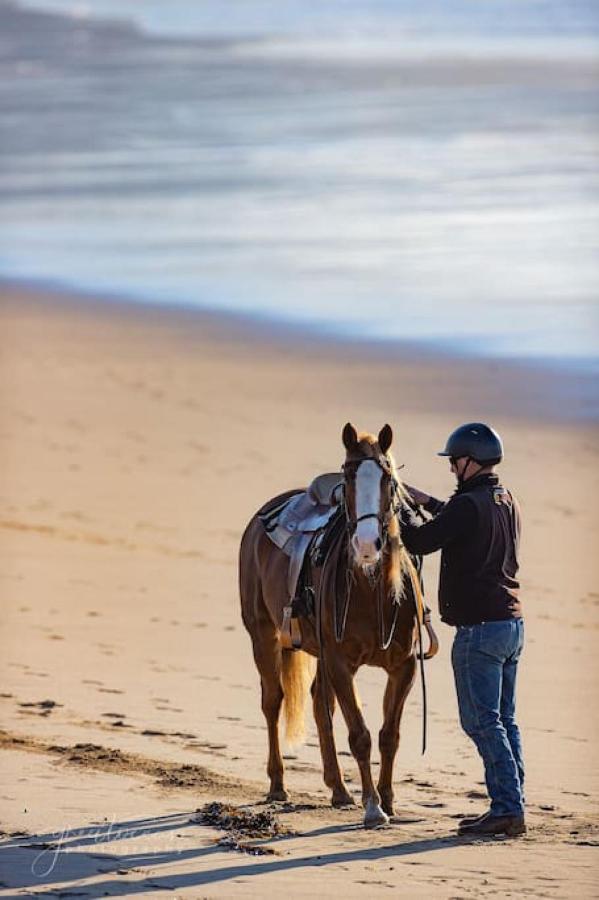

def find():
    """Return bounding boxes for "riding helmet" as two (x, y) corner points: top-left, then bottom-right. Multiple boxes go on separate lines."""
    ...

(437, 423), (504, 464)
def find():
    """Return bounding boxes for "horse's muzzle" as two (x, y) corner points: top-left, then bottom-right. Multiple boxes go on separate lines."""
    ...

(351, 533), (382, 569)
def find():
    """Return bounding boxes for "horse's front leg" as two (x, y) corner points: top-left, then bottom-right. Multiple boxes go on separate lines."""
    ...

(311, 664), (355, 808)
(378, 655), (417, 816)
(327, 658), (388, 828)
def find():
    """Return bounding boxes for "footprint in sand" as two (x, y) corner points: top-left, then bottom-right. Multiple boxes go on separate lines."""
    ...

(65, 418), (86, 433)
(124, 430), (146, 445)
(186, 740), (224, 750)
(390, 815), (426, 824)
(18, 699), (62, 716)
(187, 439), (208, 452)
(60, 510), (92, 523)
(28, 498), (52, 511)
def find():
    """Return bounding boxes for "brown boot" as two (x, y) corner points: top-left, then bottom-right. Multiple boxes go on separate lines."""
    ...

(458, 814), (526, 837)
(458, 810), (491, 828)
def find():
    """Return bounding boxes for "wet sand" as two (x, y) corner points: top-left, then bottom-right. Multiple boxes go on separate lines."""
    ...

(0, 284), (598, 898)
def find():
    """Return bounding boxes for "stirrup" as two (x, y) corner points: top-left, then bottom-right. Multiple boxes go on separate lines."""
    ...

(280, 604), (302, 650)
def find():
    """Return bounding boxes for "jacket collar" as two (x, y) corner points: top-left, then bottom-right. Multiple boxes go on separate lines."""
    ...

(457, 472), (499, 494)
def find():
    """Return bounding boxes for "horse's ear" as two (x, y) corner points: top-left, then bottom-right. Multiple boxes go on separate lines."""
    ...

(342, 422), (358, 451)
(378, 423), (393, 454)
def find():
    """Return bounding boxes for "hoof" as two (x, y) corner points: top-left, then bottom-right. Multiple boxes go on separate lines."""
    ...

(267, 788), (289, 802)
(364, 798), (390, 829)
(332, 788), (355, 808)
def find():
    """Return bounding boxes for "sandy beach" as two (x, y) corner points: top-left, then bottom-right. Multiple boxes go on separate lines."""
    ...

(0, 284), (598, 898)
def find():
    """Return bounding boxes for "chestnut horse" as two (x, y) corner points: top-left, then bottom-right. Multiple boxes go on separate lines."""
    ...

(239, 423), (425, 828)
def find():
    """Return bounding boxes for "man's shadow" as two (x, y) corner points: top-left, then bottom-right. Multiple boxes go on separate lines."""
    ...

(1, 808), (465, 894)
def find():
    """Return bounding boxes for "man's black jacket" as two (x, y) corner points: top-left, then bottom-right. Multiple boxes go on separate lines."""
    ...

(400, 473), (522, 626)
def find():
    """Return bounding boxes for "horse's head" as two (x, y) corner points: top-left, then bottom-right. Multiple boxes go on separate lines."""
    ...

(342, 422), (402, 571)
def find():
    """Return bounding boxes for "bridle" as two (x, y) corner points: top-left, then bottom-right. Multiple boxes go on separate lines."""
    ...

(342, 453), (404, 549)
(335, 451), (408, 653)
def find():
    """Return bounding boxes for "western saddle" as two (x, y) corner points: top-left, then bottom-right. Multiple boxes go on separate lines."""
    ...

(259, 472), (344, 649)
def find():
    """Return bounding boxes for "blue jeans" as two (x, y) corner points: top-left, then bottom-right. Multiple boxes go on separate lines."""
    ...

(451, 619), (525, 817)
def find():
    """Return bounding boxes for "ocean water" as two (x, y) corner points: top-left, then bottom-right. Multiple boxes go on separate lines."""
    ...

(0, 0), (598, 364)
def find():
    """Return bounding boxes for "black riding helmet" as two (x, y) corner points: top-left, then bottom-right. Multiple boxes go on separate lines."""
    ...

(438, 423), (503, 465)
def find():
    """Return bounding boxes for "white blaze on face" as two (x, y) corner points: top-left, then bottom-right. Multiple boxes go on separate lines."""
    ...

(352, 459), (383, 566)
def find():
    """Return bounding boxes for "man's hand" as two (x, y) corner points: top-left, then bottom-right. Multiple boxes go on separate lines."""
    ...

(405, 484), (430, 506)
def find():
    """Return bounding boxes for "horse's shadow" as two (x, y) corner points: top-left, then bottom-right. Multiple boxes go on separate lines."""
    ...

(1, 808), (464, 894)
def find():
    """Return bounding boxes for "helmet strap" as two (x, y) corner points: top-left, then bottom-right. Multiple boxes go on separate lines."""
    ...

(457, 456), (481, 486)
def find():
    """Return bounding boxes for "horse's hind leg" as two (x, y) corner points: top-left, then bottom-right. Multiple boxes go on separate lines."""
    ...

(378, 655), (417, 816)
(240, 527), (288, 802)
(311, 664), (355, 808)
(252, 630), (288, 802)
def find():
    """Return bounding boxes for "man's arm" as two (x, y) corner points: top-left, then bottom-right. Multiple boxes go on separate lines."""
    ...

(400, 494), (476, 555)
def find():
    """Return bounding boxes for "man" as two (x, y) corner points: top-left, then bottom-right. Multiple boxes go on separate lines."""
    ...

(400, 423), (525, 837)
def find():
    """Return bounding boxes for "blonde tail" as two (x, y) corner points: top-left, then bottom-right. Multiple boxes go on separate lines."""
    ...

(281, 650), (315, 746)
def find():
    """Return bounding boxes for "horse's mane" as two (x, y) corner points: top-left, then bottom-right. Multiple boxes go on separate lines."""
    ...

(386, 449), (409, 503)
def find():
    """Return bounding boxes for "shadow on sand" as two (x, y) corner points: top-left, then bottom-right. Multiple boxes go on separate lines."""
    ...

(1, 808), (465, 894)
